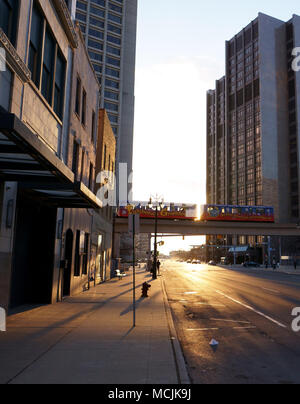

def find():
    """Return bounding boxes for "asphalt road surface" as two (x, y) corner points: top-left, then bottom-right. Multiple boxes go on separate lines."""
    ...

(162, 260), (300, 384)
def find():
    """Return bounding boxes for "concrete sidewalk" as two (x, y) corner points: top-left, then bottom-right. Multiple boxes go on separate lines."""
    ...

(0, 268), (189, 385)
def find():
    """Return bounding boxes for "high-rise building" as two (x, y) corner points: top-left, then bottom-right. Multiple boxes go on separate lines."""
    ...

(75, 0), (138, 178)
(207, 12), (300, 257)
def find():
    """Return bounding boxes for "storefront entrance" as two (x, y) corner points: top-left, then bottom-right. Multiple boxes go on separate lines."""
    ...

(10, 192), (57, 308)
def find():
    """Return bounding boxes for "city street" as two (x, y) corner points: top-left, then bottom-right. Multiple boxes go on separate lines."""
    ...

(162, 260), (300, 384)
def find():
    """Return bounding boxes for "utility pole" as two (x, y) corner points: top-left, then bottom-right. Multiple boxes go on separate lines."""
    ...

(153, 205), (158, 280)
(132, 214), (136, 328)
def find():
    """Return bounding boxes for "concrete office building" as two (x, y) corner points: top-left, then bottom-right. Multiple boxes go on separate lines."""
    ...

(75, 0), (138, 178)
(207, 13), (300, 258)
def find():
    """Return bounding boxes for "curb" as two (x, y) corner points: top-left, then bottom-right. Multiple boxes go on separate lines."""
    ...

(160, 276), (191, 385)
(219, 265), (300, 276)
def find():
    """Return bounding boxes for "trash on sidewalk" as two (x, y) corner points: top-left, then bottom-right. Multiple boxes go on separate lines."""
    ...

(141, 282), (151, 298)
(209, 339), (219, 349)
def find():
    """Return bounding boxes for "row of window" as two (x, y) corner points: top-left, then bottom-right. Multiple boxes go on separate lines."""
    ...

(28, 1), (66, 119)
(76, 8), (122, 25)
(75, 76), (96, 144)
(72, 139), (95, 191)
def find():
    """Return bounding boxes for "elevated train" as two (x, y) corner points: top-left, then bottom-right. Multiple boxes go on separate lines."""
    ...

(117, 203), (275, 223)
(199, 204), (274, 223)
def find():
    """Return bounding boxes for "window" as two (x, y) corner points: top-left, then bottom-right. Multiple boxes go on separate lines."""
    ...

(103, 144), (107, 170)
(82, 233), (89, 275)
(28, 1), (66, 117)
(81, 89), (87, 126)
(91, 110), (95, 142)
(105, 78), (119, 89)
(104, 101), (118, 112)
(75, 77), (81, 116)
(28, 2), (43, 87)
(90, 6), (105, 18)
(72, 141), (79, 177)
(54, 50), (66, 119)
(80, 149), (85, 181)
(105, 90), (119, 101)
(108, 13), (122, 24)
(0, 0), (19, 45)
(89, 27), (104, 40)
(41, 29), (55, 104)
(74, 230), (81, 277)
(89, 163), (94, 190)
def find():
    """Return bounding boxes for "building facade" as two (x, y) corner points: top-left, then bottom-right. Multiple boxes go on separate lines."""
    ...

(60, 22), (101, 299)
(75, 0), (138, 178)
(207, 13), (300, 260)
(91, 108), (116, 283)
(0, 0), (101, 310)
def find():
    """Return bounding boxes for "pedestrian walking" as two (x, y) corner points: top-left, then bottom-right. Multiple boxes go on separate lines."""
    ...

(157, 260), (161, 276)
(294, 259), (297, 270)
(272, 258), (276, 271)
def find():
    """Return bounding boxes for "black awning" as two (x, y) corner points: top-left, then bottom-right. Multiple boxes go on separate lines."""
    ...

(0, 112), (101, 209)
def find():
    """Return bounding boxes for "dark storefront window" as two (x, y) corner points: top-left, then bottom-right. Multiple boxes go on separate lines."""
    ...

(82, 233), (89, 275)
(0, 0), (19, 45)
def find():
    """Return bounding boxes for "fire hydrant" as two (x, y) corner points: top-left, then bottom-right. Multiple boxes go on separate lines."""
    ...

(141, 282), (151, 298)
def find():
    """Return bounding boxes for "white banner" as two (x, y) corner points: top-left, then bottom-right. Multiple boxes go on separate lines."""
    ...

(0, 307), (6, 332)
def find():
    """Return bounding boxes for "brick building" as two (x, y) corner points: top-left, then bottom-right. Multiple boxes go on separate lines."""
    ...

(91, 108), (116, 282)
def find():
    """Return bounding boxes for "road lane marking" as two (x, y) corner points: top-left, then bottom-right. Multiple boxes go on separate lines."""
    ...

(215, 290), (287, 329)
(194, 303), (226, 307)
(210, 318), (251, 324)
(186, 328), (219, 331)
(261, 287), (280, 294)
(234, 326), (257, 330)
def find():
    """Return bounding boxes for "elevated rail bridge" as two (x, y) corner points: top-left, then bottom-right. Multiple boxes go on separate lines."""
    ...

(115, 217), (300, 237)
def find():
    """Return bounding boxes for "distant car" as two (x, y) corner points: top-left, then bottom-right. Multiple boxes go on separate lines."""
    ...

(243, 261), (260, 268)
(208, 260), (217, 266)
(192, 260), (201, 264)
(187, 260), (192, 264)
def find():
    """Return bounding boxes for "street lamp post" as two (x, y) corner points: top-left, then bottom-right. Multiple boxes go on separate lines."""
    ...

(153, 205), (158, 280)
(148, 196), (164, 280)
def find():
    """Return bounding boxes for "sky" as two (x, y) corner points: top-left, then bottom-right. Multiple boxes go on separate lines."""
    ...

(132, 0), (300, 254)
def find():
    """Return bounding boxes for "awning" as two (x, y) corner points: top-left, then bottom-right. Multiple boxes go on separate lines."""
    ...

(0, 111), (101, 209)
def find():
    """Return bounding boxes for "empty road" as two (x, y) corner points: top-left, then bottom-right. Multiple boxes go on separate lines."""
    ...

(162, 261), (300, 384)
